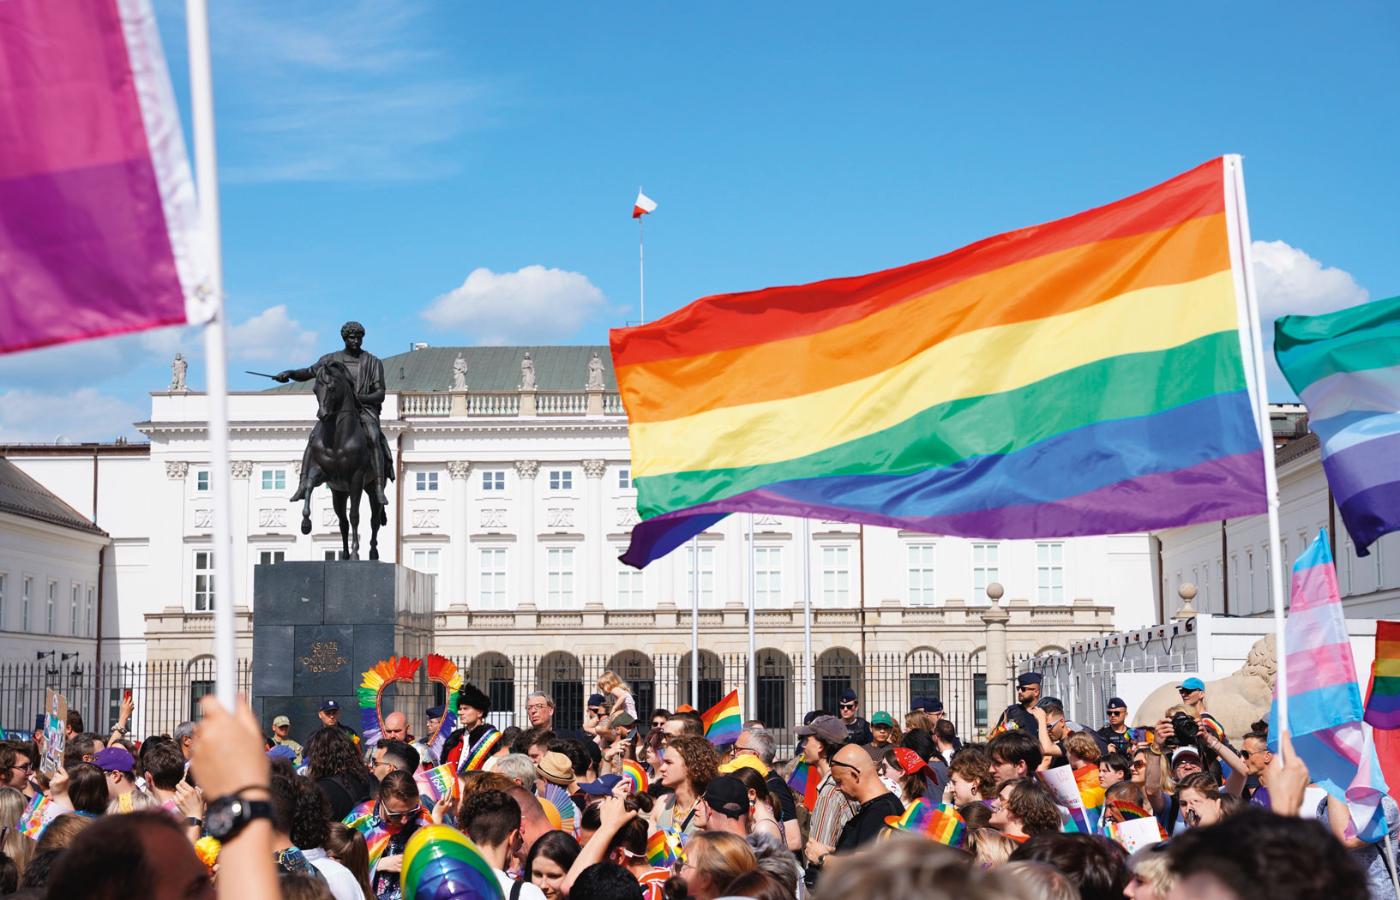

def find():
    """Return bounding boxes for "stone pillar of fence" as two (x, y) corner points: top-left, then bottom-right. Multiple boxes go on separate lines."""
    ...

(981, 582), (1010, 721)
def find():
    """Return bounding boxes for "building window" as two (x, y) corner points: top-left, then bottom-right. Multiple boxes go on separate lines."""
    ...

(479, 548), (507, 609)
(909, 672), (941, 708)
(193, 551), (215, 611)
(546, 547), (574, 608)
(22, 577), (31, 631)
(324, 549), (341, 561)
(618, 468), (631, 490)
(195, 470), (210, 492)
(260, 468), (286, 491)
(548, 469), (573, 492)
(415, 470), (439, 492)
(974, 673), (988, 729)
(1036, 542), (1064, 602)
(46, 580), (56, 633)
(482, 470), (505, 491)
(821, 545), (850, 606)
(754, 546), (782, 607)
(258, 550), (286, 567)
(0, 573), (6, 630)
(410, 549), (441, 603)
(70, 585), (79, 636)
(190, 680), (215, 722)
(616, 554), (644, 608)
(87, 587), (95, 638)
(972, 542), (1000, 598)
(907, 543), (936, 605)
(687, 544), (716, 607)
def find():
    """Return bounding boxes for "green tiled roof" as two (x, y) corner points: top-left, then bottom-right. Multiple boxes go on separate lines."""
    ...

(264, 345), (616, 394)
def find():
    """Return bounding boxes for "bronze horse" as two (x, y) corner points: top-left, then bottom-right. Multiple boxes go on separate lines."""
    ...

(297, 360), (386, 560)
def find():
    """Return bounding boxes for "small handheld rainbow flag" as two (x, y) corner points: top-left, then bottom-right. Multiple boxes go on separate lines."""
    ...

(1365, 621), (1400, 730)
(786, 759), (818, 813)
(1073, 764), (1105, 833)
(621, 759), (649, 794)
(646, 827), (678, 867)
(459, 727), (501, 774)
(19, 793), (47, 837)
(884, 798), (965, 847)
(701, 690), (741, 746)
(414, 763), (457, 805)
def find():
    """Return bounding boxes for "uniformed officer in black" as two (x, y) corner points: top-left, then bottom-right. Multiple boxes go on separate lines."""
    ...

(992, 672), (1042, 735)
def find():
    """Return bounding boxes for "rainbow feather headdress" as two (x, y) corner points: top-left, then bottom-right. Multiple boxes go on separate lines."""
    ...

(425, 654), (464, 758)
(358, 656), (422, 747)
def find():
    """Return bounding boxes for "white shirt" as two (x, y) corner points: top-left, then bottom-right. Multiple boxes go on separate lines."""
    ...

(302, 847), (364, 900)
(494, 867), (547, 900)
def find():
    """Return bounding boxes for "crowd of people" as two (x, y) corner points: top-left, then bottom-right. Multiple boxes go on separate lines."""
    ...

(0, 669), (1390, 899)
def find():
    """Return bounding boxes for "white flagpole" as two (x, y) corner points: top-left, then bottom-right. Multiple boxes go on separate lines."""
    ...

(185, 0), (235, 707)
(1225, 154), (1289, 737)
(638, 187), (646, 324)
(747, 514), (756, 721)
(803, 517), (814, 715)
(690, 536), (700, 708)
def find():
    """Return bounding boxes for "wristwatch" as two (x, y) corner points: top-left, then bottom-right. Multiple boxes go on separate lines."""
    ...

(205, 794), (274, 842)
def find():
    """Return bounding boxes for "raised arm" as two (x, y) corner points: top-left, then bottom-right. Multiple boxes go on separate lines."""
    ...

(273, 366), (315, 383)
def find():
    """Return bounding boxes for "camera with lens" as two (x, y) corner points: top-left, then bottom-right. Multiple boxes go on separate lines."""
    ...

(1163, 711), (1200, 750)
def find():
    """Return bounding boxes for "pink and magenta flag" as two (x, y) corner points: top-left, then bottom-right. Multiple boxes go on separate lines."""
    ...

(0, 0), (210, 356)
(1270, 529), (1389, 841)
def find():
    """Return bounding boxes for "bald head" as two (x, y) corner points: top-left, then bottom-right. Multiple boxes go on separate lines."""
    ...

(831, 743), (883, 803)
(507, 785), (551, 862)
(383, 711), (408, 742)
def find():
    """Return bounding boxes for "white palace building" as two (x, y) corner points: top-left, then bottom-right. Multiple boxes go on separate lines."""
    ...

(1, 344), (1157, 736)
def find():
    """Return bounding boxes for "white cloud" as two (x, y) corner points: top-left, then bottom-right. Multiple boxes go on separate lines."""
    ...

(0, 388), (144, 444)
(227, 305), (318, 362)
(1250, 240), (1370, 399)
(422, 266), (607, 344)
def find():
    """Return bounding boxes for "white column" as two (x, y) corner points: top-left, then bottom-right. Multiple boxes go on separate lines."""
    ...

(514, 460), (540, 604)
(583, 459), (606, 605)
(229, 461), (252, 608)
(447, 461), (471, 605)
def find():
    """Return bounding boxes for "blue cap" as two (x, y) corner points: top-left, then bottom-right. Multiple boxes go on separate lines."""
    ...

(1016, 672), (1043, 688)
(267, 745), (297, 762)
(426, 706), (445, 719)
(1179, 677), (1206, 692)
(840, 688), (858, 703)
(1107, 697), (1128, 710)
(577, 774), (623, 796)
(320, 699), (340, 712)
(587, 693), (607, 707)
(926, 698), (944, 713)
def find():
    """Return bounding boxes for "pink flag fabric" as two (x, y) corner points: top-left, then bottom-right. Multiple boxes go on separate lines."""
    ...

(0, 0), (210, 356)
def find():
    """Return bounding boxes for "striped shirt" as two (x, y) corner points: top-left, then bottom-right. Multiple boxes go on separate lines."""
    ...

(809, 773), (859, 848)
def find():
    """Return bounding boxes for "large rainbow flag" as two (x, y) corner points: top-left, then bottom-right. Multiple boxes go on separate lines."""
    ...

(1270, 530), (1388, 841)
(1364, 621), (1400, 801)
(1275, 294), (1400, 556)
(612, 157), (1268, 566)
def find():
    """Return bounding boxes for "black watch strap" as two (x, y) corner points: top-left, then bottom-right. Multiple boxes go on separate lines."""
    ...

(206, 796), (274, 842)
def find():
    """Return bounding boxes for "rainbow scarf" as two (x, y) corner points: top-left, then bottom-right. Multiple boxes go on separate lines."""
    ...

(613, 157), (1267, 567)
(646, 828), (679, 867)
(700, 690), (741, 746)
(884, 799), (965, 847)
(621, 759), (649, 794)
(459, 727), (501, 774)
(414, 763), (457, 806)
(344, 799), (432, 870)
(786, 760), (818, 813)
(402, 825), (503, 900)
(1073, 765), (1105, 833)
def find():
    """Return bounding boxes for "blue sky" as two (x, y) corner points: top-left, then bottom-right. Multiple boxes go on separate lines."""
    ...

(2, 1), (1397, 441)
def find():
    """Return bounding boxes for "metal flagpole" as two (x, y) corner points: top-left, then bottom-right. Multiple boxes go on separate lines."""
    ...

(1225, 154), (1289, 738)
(638, 188), (646, 324)
(803, 517), (814, 715)
(186, 0), (236, 708)
(747, 514), (756, 721)
(690, 536), (700, 708)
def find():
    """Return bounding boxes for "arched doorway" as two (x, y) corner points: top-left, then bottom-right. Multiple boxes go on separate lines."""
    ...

(677, 650), (724, 711)
(537, 651), (584, 733)
(606, 650), (656, 720)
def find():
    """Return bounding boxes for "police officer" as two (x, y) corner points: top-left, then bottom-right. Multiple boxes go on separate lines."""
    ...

(992, 672), (1042, 734)
(1098, 697), (1134, 756)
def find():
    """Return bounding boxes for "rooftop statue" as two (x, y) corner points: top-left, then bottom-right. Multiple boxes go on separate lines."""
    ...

(273, 321), (393, 559)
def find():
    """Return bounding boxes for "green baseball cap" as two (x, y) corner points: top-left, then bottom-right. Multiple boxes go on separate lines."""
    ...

(871, 711), (895, 727)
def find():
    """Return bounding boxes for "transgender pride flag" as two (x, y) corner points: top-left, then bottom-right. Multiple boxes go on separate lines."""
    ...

(1270, 529), (1389, 841)
(0, 0), (211, 356)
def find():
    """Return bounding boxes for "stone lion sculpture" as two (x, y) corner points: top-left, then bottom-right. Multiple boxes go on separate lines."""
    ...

(1134, 634), (1276, 741)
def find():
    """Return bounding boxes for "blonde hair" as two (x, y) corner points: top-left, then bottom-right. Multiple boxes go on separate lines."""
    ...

(597, 671), (627, 694)
(968, 827), (1018, 867)
(106, 790), (158, 815)
(685, 831), (757, 894)
(1064, 732), (1101, 765)
(1127, 844), (1175, 896)
(0, 823), (31, 878)
(0, 788), (27, 829)
(904, 712), (933, 733)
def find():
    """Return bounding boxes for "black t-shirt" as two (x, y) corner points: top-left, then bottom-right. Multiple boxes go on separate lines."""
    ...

(317, 770), (374, 822)
(765, 770), (798, 822)
(835, 791), (904, 852)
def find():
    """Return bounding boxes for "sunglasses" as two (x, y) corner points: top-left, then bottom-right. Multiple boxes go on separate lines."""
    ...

(839, 702), (857, 709)
(1106, 709), (1124, 715)
(829, 760), (861, 774)
(379, 803), (422, 822)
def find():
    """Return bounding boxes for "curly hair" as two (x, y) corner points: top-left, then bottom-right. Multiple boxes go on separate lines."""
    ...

(950, 747), (998, 799)
(41, 812), (187, 900)
(270, 760), (331, 850)
(305, 727), (369, 782)
(1001, 778), (1062, 837)
(665, 734), (719, 794)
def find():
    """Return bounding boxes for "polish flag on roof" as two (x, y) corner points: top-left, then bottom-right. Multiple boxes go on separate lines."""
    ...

(633, 191), (657, 219)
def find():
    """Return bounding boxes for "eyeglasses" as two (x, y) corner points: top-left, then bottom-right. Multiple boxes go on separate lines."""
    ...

(1131, 760), (1148, 770)
(378, 803), (422, 822)
(526, 703), (551, 712)
(8, 764), (32, 773)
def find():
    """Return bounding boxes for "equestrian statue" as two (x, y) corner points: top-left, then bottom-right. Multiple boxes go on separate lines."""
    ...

(273, 321), (394, 560)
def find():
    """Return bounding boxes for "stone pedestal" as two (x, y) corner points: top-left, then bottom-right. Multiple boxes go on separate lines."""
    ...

(252, 561), (433, 746)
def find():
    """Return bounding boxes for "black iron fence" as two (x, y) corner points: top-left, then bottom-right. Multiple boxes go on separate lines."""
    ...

(0, 651), (1025, 753)
(0, 659), (252, 741)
